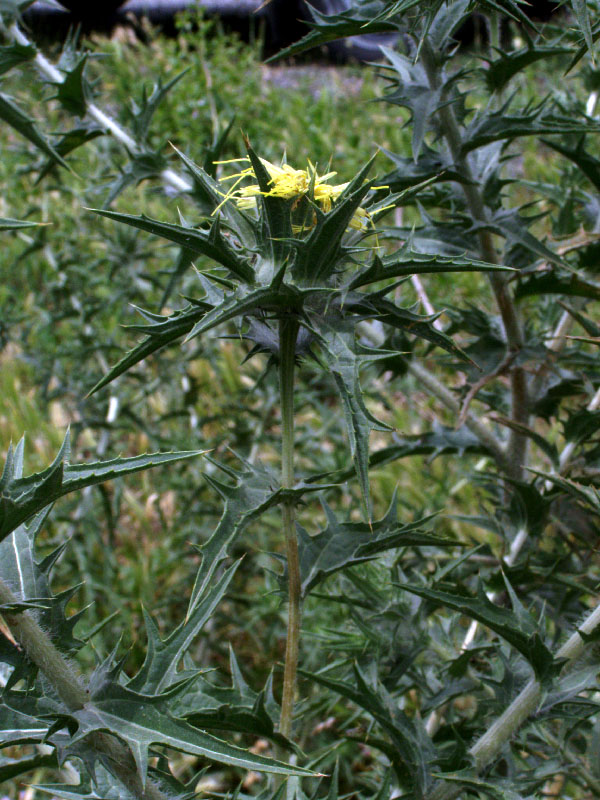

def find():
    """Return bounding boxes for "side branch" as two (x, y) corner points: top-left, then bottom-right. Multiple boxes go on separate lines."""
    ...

(419, 42), (528, 480)
(3, 21), (192, 196)
(0, 577), (169, 800)
(428, 600), (600, 800)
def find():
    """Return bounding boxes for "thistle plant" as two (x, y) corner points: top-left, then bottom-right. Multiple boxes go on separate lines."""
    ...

(3, 0), (600, 797)
(89, 142), (507, 742)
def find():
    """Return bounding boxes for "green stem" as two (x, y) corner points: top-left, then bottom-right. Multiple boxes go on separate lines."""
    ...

(278, 315), (301, 741)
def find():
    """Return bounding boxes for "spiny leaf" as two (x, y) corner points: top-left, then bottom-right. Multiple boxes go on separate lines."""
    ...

(492, 416), (559, 466)
(35, 769), (137, 800)
(461, 108), (600, 155)
(0, 507), (82, 653)
(131, 70), (189, 143)
(379, 143), (468, 191)
(299, 492), (455, 596)
(302, 663), (434, 796)
(88, 302), (208, 395)
(266, 3), (399, 62)
(379, 46), (442, 161)
(347, 249), (512, 290)
(88, 208), (254, 283)
(0, 432), (205, 541)
(396, 578), (560, 683)
(0, 42), (36, 75)
(36, 128), (103, 184)
(308, 422), (490, 486)
(191, 458), (327, 603)
(175, 648), (291, 750)
(315, 317), (391, 517)
(0, 694), (53, 746)
(128, 561), (240, 695)
(103, 150), (167, 208)
(185, 283), (306, 342)
(558, 301), (600, 338)
(55, 55), (89, 117)
(0, 92), (69, 169)
(351, 293), (474, 365)
(483, 45), (572, 93)
(572, 0), (594, 59)
(529, 469), (600, 514)
(72, 681), (315, 782)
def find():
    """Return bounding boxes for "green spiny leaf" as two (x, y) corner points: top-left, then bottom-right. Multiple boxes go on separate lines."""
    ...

(128, 560), (240, 694)
(130, 70), (189, 143)
(299, 492), (455, 595)
(0, 92), (69, 169)
(88, 208), (255, 283)
(0, 432), (205, 541)
(315, 317), (391, 517)
(302, 663), (434, 796)
(266, 3), (398, 63)
(483, 45), (572, 93)
(0, 507), (82, 652)
(88, 302), (209, 395)
(347, 249), (512, 290)
(175, 648), (291, 750)
(72, 680), (315, 781)
(461, 107), (600, 155)
(55, 55), (89, 117)
(0, 42), (36, 76)
(351, 293), (474, 364)
(190, 458), (327, 602)
(396, 578), (560, 683)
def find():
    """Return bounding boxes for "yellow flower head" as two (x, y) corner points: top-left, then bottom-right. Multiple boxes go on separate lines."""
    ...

(214, 156), (371, 231)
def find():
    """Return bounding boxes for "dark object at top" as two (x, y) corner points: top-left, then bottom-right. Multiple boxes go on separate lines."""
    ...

(25, 0), (399, 62)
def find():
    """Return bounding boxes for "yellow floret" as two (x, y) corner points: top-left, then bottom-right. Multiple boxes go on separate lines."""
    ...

(214, 157), (373, 231)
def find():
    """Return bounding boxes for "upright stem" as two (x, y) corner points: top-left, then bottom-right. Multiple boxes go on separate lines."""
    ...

(278, 316), (301, 740)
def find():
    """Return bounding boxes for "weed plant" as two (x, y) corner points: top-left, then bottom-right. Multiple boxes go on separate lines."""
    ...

(1, 2), (600, 799)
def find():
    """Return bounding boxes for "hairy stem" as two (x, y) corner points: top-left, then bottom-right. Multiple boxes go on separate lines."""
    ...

(0, 577), (168, 800)
(428, 600), (600, 800)
(419, 41), (528, 480)
(278, 316), (301, 740)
